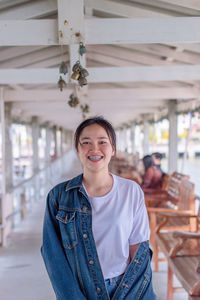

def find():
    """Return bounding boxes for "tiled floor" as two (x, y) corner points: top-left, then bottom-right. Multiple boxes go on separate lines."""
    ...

(0, 157), (188, 300)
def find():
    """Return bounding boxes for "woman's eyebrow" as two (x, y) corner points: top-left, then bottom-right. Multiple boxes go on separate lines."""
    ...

(80, 136), (108, 140)
(80, 137), (91, 140)
(97, 137), (108, 139)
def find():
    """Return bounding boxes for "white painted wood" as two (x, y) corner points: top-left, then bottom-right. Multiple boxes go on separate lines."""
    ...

(157, 0), (200, 10)
(87, 65), (200, 83)
(127, 44), (200, 65)
(2, 65), (200, 84)
(0, 20), (58, 46)
(143, 117), (150, 155)
(130, 124), (136, 154)
(85, 17), (200, 44)
(0, 69), (68, 84)
(168, 100), (178, 173)
(0, 0), (57, 20)
(32, 116), (39, 172)
(0, 46), (45, 62)
(88, 47), (169, 66)
(57, 0), (84, 44)
(0, 0), (30, 10)
(0, 46), (67, 68)
(1, 17), (200, 45)
(85, 0), (170, 17)
(5, 87), (200, 102)
(0, 88), (6, 245)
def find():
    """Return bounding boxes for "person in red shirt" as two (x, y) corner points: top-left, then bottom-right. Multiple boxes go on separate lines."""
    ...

(142, 155), (163, 189)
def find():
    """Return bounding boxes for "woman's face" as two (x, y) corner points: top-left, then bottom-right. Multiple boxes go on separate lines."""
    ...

(77, 123), (115, 174)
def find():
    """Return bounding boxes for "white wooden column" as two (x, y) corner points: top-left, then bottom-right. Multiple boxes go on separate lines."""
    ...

(116, 129), (120, 153)
(52, 125), (58, 157)
(45, 122), (51, 163)
(130, 123), (136, 154)
(143, 116), (150, 155)
(32, 116), (39, 172)
(4, 103), (13, 191)
(168, 100), (178, 173)
(60, 127), (64, 156)
(58, 0), (85, 76)
(0, 88), (6, 245)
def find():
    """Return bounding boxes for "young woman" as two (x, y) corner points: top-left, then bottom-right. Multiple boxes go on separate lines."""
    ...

(41, 116), (156, 300)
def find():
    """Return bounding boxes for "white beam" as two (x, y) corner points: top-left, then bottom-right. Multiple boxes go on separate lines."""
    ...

(0, 69), (67, 84)
(85, 0), (170, 17)
(1, 17), (200, 45)
(88, 45), (172, 66)
(0, 46), (45, 62)
(4, 87), (200, 102)
(0, 46), (67, 68)
(86, 17), (200, 44)
(2, 65), (200, 84)
(0, 0), (57, 20)
(0, 20), (58, 46)
(157, 0), (200, 11)
(88, 65), (200, 83)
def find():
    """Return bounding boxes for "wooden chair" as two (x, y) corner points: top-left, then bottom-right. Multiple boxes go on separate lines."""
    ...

(148, 178), (196, 271)
(155, 198), (200, 299)
(168, 231), (200, 300)
(144, 171), (190, 208)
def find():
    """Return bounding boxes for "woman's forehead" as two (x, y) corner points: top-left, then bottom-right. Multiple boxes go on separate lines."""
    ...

(80, 124), (109, 137)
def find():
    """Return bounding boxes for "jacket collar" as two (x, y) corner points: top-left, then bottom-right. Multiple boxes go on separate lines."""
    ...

(65, 173), (83, 191)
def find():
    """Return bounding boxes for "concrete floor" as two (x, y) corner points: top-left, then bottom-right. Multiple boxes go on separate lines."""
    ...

(0, 158), (188, 300)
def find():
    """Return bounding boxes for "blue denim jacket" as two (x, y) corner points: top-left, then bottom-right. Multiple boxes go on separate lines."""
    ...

(41, 174), (156, 300)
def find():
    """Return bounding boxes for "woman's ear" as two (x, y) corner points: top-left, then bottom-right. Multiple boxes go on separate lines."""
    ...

(111, 147), (115, 156)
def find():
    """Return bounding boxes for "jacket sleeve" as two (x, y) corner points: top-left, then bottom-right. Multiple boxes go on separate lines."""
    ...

(41, 190), (86, 300)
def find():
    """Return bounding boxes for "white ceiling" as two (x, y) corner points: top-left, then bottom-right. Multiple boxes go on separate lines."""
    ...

(1, 0), (200, 129)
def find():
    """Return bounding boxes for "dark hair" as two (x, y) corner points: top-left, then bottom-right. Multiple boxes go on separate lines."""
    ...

(152, 152), (163, 160)
(74, 116), (116, 151)
(143, 155), (154, 170)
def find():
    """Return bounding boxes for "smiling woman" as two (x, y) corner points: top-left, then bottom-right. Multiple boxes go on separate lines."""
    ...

(41, 116), (156, 300)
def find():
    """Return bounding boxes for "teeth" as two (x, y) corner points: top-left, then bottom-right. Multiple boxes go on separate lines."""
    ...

(88, 156), (102, 161)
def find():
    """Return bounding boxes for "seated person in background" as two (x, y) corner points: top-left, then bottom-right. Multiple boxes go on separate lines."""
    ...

(152, 152), (166, 177)
(142, 155), (163, 189)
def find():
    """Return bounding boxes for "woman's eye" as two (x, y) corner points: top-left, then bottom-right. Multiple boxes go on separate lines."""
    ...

(99, 141), (106, 144)
(82, 141), (89, 145)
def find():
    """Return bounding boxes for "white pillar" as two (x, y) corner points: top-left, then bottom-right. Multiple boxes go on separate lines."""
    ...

(45, 123), (51, 163)
(143, 117), (149, 155)
(4, 103), (13, 191)
(60, 128), (64, 156)
(32, 116), (39, 172)
(116, 129), (120, 153)
(53, 125), (58, 157)
(130, 123), (136, 154)
(0, 88), (6, 245)
(168, 100), (178, 173)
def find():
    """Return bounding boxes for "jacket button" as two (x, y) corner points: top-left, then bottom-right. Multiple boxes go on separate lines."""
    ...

(96, 287), (101, 293)
(82, 206), (87, 212)
(83, 234), (87, 238)
(89, 260), (94, 265)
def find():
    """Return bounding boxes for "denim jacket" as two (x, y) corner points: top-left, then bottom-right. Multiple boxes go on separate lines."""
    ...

(41, 174), (156, 300)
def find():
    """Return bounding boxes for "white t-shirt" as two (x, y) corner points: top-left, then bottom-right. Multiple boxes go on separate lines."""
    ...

(83, 174), (150, 280)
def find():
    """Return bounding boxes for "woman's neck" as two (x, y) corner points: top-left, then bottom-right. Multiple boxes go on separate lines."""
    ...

(82, 170), (113, 197)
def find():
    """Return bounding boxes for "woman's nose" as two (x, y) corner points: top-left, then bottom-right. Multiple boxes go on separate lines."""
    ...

(90, 142), (99, 151)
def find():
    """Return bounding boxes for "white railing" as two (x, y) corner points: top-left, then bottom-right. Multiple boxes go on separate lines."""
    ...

(0, 150), (77, 246)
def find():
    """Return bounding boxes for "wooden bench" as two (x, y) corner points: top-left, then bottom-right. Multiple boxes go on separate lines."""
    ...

(155, 199), (200, 299)
(147, 178), (196, 271)
(144, 171), (190, 208)
(156, 230), (200, 300)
